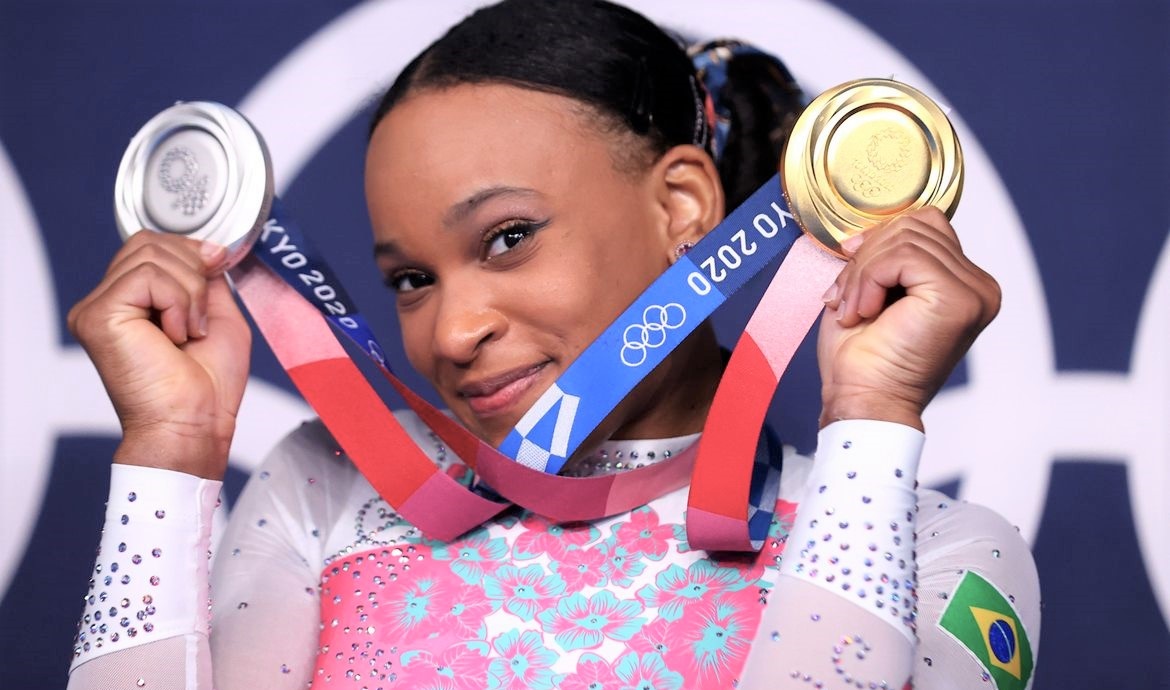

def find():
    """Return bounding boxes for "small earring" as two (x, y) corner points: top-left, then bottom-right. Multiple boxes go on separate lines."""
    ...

(674, 241), (695, 260)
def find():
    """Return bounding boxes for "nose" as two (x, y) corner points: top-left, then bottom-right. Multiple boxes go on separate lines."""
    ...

(430, 277), (508, 366)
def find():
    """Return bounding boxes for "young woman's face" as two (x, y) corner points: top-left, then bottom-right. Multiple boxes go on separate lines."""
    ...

(366, 83), (678, 445)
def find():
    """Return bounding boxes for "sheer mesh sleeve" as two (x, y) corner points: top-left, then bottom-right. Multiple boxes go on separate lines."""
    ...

(67, 422), (347, 690)
(738, 421), (1041, 689)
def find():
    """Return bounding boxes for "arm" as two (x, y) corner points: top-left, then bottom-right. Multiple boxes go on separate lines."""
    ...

(64, 232), (252, 686)
(740, 207), (1011, 687)
(67, 465), (219, 690)
(741, 420), (925, 688)
(68, 426), (328, 690)
(741, 423), (1040, 690)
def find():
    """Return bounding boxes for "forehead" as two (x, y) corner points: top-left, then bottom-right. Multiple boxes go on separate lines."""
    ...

(365, 83), (624, 224)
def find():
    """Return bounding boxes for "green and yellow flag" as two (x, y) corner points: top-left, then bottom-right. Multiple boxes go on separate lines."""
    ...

(937, 571), (1034, 690)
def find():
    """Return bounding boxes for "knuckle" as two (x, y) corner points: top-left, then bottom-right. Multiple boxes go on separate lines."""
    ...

(984, 275), (1004, 321)
(132, 260), (164, 280)
(914, 205), (949, 226)
(67, 300), (100, 340)
(65, 302), (83, 336)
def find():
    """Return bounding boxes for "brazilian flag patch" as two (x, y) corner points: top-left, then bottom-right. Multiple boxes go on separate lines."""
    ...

(938, 571), (1034, 690)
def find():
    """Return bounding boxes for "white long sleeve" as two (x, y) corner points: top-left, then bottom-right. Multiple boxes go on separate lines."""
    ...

(741, 421), (1041, 689)
(68, 465), (220, 690)
(66, 416), (1040, 690)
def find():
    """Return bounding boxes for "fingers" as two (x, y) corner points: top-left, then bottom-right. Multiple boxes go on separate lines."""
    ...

(68, 232), (229, 346)
(822, 207), (1000, 329)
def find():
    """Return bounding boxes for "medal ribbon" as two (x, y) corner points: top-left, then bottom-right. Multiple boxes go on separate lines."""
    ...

(230, 175), (842, 550)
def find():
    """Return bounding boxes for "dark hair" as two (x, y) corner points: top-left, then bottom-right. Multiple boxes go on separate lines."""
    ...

(370, 0), (803, 209)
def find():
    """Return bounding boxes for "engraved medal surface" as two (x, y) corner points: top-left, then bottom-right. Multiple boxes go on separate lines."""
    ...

(114, 101), (273, 267)
(781, 79), (963, 257)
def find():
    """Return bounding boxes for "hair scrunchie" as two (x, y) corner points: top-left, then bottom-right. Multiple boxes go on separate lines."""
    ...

(688, 39), (801, 162)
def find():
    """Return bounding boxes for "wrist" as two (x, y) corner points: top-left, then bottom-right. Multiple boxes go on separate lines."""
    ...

(819, 390), (924, 431)
(116, 425), (231, 480)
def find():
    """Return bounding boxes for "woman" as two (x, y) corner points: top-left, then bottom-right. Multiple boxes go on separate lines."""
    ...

(66, 1), (1039, 688)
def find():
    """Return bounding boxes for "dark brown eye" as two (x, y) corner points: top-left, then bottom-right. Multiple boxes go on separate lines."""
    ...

(386, 270), (434, 293)
(484, 220), (544, 259)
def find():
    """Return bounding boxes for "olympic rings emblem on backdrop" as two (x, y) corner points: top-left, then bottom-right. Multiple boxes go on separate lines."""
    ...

(620, 303), (687, 367)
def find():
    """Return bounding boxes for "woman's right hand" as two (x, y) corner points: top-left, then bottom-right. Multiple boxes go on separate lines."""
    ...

(67, 232), (252, 480)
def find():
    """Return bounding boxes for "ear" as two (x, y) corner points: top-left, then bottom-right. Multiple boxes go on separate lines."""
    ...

(647, 144), (724, 261)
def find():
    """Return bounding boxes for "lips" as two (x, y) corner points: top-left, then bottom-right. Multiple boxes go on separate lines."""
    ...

(458, 361), (551, 418)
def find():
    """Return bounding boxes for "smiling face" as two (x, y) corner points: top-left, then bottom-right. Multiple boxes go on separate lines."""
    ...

(366, 83), (724, 447)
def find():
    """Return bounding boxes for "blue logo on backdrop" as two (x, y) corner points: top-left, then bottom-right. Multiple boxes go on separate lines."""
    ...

(0, 2), (1166, 689)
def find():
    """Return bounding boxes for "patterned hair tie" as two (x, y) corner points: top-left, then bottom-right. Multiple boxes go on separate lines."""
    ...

(688, 39), (798, 162)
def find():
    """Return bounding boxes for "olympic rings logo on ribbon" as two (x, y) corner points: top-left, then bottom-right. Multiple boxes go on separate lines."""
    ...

(620, 303), (687, 367)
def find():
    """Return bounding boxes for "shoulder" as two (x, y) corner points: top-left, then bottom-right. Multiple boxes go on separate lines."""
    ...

(913, 490), (1042, 688)
(915, 490), (1040, 601)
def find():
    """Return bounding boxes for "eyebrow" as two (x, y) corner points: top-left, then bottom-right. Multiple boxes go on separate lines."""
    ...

(443, 185), (540, 227)
(372, 240), (399, 258)
(372, 185), (541, 258)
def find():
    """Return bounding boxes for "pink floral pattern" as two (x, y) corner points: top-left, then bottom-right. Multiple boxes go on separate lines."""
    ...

(514, 513), (601, 561)
(397, 641), (491, 690)
(551, 545), (608, 593)
(559, 653), (622, 690)
(537, 590), (646, 650)
(483, 564), (566, 621)
(612, 506), (675, 561)
(314, 493), (796, 690)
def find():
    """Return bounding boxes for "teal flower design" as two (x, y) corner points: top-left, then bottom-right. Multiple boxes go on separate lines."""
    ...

(537, 590), (646, 651)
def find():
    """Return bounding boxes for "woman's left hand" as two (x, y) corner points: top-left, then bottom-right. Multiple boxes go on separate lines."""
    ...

(817, 206), (1001, 430)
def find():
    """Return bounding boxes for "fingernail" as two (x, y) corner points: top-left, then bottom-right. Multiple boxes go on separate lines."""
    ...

(841, 233), (865, 254)
(200, 242), (226, 265)
(836, 299), (846, 321)
(198, 315), (209, 337)
(822, 283), (839, 303)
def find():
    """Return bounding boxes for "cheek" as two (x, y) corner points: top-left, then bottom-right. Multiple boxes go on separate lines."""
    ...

(532, 247), (666, 356)
(396, 308), (437, 375)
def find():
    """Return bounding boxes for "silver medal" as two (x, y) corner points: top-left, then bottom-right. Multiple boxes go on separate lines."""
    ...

(114, 101), (273, 267)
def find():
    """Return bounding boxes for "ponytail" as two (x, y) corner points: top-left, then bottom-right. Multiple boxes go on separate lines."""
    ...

(691, 40), (805, 210)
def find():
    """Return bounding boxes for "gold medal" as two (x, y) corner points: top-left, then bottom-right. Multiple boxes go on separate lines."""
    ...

(781, 79), (963, 257)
